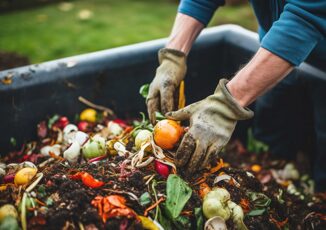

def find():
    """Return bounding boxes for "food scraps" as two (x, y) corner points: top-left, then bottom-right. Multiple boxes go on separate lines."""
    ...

(0, 105), (325, 230)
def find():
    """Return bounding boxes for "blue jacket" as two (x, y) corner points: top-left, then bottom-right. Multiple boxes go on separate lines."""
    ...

(178, 0), (326, 70)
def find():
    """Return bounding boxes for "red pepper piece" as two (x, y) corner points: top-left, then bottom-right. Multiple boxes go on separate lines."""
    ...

(69, 172), (104, 188)
(81, 172), (104, 188)
(69, 172), (84, 180)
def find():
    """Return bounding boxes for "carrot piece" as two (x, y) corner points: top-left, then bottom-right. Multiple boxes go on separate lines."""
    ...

(178, 80), (186, 109)
(49, 151), (65, 161)
(210, 158), (224, 173)
(35, 198), (46, 206)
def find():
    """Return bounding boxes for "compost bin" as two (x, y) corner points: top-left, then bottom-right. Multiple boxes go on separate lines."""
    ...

(1, 25), (324, 153)
(0, 25), (326, 230)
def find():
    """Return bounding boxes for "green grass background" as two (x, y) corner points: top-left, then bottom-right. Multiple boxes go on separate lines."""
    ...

(0, 0), (257, 64)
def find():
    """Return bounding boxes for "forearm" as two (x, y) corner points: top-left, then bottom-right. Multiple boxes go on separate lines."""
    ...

(227, 48), (294, 107)
(166, 13), (204, 55)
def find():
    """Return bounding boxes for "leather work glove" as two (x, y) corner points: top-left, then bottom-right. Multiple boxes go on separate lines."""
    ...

(166, 79), (254, 174)
(147, 48), (187, 124)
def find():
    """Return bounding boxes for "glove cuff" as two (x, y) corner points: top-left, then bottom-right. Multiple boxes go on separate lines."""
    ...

(215, 78), (254, 120)
(158, 48), (187, 65)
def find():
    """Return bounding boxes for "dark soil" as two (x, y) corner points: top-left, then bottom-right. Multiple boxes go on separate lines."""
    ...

(0, 114), (325, 230)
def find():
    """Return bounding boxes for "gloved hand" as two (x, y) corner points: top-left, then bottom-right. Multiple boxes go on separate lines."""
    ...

(166, 79), (254, 174)
(147, 48), (187, 124)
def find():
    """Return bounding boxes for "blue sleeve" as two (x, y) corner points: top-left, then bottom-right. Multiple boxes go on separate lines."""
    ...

(178, 0), (225, 26)
(261, 0), (326, 66)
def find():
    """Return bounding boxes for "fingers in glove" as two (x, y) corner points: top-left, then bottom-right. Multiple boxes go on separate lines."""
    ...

(147, 86), (160, 124)
(160, 85), (175, 114)
(165, 104), (192, 121)
(186, 140), (207, 175)
(200, 144), (222, 170)
(174, 132), (196, 168)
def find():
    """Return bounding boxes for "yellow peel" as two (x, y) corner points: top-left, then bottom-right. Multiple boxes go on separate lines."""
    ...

(138, 215), (159, 230)
(14, 167), (37, 186)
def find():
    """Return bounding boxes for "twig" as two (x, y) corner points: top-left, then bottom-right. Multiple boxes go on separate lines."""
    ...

(78, 96), (115, 116)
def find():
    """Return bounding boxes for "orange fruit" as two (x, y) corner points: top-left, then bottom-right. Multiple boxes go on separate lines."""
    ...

(80, 108), (97, 123)
(153, 119), (183, 150)
(251, 164), (262, 173)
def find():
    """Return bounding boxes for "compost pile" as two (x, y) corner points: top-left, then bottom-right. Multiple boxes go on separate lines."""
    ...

(0, 108), (325, 230)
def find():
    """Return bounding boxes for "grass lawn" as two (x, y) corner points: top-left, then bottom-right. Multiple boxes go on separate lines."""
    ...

(0, 0), (257, 64)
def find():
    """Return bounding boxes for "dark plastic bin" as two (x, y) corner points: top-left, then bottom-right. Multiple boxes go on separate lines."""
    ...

(0, 25), (325, 153)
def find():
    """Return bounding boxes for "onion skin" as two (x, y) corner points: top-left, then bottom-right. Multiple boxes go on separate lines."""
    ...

(82, 135), (106, 159)
(135, 130), (152, 150)
(63, 141), (81, 163)
(107, 121), (123, 136)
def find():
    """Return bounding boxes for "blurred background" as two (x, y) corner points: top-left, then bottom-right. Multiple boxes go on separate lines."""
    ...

(0, 0), (257, 70)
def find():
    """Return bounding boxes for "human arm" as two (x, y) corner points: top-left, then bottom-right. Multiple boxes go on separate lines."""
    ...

(147, 0), (225, 123)
(167, 0), (226, 53)
(168, 0), (325, 173)
(227, 47), (293, 107)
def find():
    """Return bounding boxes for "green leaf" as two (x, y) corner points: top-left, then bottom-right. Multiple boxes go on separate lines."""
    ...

(159, 203), (191, 230)
(173, 215), (191, 230)
(155, 111), (165, 121)
(166, 174), (192, 219)
(194, 207), (204, 230)
(132, 112), (153, 131)
(157, 206), (173, 230)
(48, 114), (59, 128)
(246, 192), (271, 217)
(139, 192), (152, 206)
(10, 137), (16, 147)
(139, 84), (149, 98)
(247, 192), (271, 208)
(247, 128), (269, 153)
(140, 112), (146, 123)
(246, 208), (266, 216)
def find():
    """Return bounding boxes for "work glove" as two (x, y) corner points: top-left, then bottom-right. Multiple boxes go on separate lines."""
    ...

(166, 79), (254, 174)
(147, 48), (187, 124)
